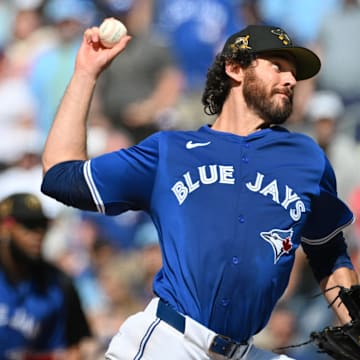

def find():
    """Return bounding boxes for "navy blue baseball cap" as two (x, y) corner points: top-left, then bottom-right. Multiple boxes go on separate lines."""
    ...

(221, 25), (321, 80)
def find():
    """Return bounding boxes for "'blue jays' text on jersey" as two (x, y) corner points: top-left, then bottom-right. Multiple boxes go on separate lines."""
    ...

(82, 125), (352, 341)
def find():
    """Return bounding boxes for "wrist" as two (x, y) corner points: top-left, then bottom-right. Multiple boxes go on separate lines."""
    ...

(73, 68), (98, 85)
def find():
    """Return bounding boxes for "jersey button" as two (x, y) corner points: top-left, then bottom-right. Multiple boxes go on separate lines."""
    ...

(238, 215), (245, 223)
(221, 298), (230, 307)
(232, 256), (239, 264)
(242, 156), (249, 163)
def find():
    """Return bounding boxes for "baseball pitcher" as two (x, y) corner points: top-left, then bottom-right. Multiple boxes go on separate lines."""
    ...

(40, 23), (359, 360)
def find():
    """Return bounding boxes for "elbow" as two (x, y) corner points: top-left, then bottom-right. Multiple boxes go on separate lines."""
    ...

(42, 157), (53, 176)
(41, 149), (61, 175)
(302, 232), (355, 283)
(41, 160), (98, 212)
(41, 148), (87, 176)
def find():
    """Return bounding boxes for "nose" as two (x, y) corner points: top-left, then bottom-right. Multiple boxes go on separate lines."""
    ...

(283, 71), (297, 89)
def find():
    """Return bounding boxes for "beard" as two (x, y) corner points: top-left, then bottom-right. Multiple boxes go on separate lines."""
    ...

(9, 238), (48, 290)
(242, 67), (293, 126)
(9, 239), (43, 269)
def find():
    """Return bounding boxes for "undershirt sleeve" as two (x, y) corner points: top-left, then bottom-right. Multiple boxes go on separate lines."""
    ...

(41, 160), (97, 211)
(41, 132), (160, 215)
(302, 232), (354, 282)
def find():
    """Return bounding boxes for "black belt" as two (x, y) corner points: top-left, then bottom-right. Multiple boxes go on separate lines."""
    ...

(156, 299), (248, 358)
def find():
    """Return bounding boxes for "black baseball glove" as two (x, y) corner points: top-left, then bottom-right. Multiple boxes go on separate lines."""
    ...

(310, 285), (360, 360)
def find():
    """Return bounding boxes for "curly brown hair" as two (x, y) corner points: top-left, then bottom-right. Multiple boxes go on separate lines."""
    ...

(201, 49), (257, 116)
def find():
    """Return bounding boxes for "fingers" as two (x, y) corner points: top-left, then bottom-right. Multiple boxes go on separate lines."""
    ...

(78, 23), (132, 76)
(84, 26), (101, 45)
(83, 26), (132, 52)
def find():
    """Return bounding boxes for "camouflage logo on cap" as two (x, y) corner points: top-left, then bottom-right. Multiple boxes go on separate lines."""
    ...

(271, 29), (291, 46)
(24, 194), (42, 211)
(230, 35), (252, 52)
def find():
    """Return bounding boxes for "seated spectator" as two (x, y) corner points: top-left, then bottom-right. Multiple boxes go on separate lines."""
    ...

(27, 0), (96, 140)
(0, 193), (92, 359)
(6, 0), (56, 76)
(153, 0), (246, 129)
(0, 48), (39, 169)
(96, 0), (183, 142)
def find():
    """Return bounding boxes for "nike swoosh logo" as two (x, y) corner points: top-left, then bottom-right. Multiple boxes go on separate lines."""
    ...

(186, 141), (211, 149)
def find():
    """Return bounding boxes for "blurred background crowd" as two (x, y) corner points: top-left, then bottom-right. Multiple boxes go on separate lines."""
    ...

(1, 0), (360, 358)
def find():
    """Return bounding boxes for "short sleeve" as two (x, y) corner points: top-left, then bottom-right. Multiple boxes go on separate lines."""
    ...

(84, 133), (160, 215)
(301, 156), (354, 244)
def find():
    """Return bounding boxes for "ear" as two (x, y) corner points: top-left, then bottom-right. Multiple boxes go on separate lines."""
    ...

(225, 62), (245, 83)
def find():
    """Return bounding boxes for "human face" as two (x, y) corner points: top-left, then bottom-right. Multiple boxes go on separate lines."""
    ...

(242, 55), (296, 126)
(10, 221), (47, 263)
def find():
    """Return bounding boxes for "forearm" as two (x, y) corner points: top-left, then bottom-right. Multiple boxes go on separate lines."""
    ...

(320, 267), (359, 324)
(42, 70), (96, 172)
(41, 23), (131, 174)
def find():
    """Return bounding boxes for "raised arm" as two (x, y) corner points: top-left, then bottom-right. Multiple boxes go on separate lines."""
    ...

(42, 24), (131, 173)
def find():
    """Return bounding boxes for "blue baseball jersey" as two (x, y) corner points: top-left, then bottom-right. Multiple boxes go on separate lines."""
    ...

(0, 262), (91, 358)
(51, 125), (354, 342)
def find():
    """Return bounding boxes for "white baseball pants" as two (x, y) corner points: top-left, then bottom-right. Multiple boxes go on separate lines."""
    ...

(105, 298), (294, 360)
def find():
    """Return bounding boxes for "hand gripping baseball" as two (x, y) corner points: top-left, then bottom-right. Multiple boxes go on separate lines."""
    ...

(77, 19), (131, 78)
(99, 18), (127, 48)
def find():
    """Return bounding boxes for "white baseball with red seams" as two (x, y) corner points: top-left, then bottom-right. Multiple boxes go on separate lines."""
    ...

(99, 18), (127, 48)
